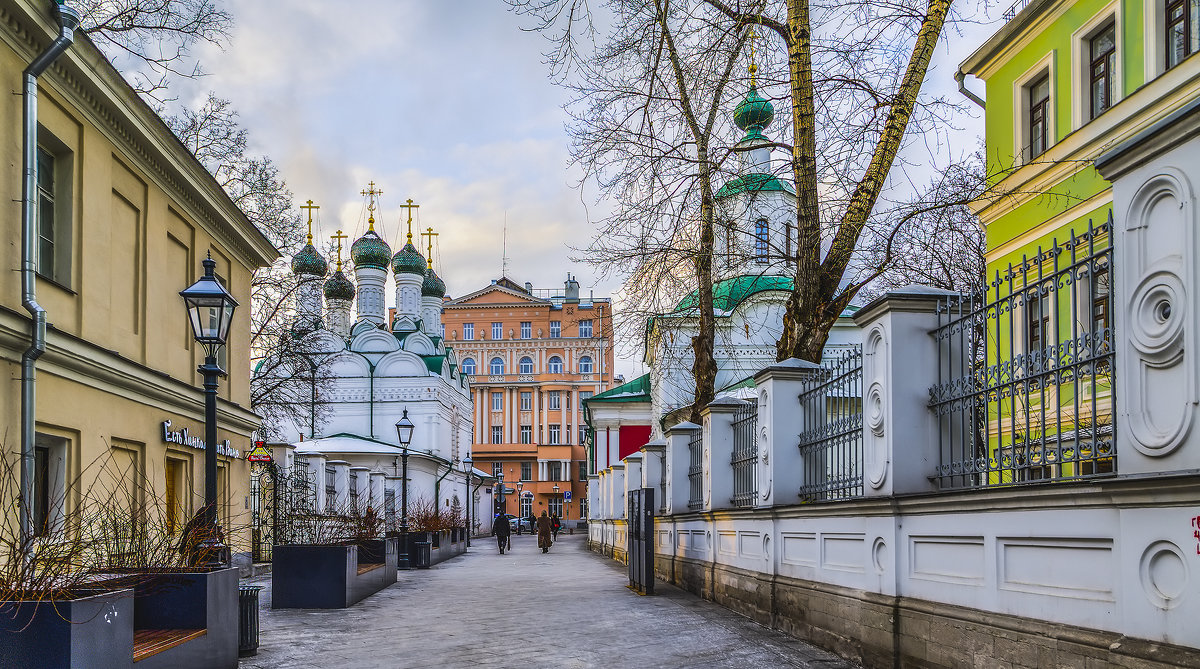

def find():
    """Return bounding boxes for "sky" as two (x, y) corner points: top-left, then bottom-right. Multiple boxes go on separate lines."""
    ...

(169, 1), (1003, 379)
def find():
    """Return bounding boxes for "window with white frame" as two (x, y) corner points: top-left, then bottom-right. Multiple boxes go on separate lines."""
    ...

(579, 320), (593, 337)
(549, 497), (563, 517)
(33, 433), (68, 536)
(549, 321), (561, 338)
(492, 322), (503, 340)
(548, 390), (561, 410)
(519, 356), (534, 374)
(492, 462), (503, 478)
(491, 391), (503, 411)
(461, 357), (476, 375)
(520, 425), (532, 444)
(1027, 73), (1051, 159)
(549, 424), (561, 444)
(520, 391), (531, 410)
(520, 321), (531, 339)
(491, 426), (503, 444)
(521, 461), (532, 480)
(1090, 22), (1117, 118)
(548, 356), (563, 374)
(490, 357), (505, 374)
(463, 323), (475, 340)
(578, 356), (593, 373)
(548, 461), (562, 480)
(579, 461), (588, 481)
(755, 219), (770, 262)
(580, 391), (593, 402)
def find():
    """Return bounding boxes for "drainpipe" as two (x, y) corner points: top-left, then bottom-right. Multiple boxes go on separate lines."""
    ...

(955, 70), (985, 109)
(20, 1), (79, 552)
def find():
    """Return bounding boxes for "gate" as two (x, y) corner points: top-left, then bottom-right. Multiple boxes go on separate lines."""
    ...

(627, 487), (655, 595)
(250, 463), (276, 562)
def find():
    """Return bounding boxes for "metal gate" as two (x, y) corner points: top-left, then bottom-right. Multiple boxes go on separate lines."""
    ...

(627, 487), (655, 595)
(250, 463), (276, 562)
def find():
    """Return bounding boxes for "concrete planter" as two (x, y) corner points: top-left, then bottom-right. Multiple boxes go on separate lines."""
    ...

(128, 568), (239, 669)
(272, 542), (397, 609)
(0, 588), (135, 669)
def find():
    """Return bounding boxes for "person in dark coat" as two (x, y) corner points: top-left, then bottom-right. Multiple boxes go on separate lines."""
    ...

(537, 510), (553, 552)
(550, 514), (561, 541)
(492, 512), (511, 554)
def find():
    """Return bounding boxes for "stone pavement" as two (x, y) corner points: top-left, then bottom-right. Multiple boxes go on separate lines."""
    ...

(242, 532), (855, 669)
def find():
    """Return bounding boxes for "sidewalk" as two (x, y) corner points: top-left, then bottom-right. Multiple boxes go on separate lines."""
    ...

(242, 532), (856, 668)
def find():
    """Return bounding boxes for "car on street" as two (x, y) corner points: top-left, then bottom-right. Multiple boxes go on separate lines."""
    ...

(505, 514), (533, 533)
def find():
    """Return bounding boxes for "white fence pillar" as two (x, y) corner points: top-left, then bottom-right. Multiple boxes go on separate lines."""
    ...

(852, 287), (953, 497)
(610, 463), (626, 520)
(664, 421), (701, 514)
(640, 439), (665, 512)
(586, 474), (600, 520)
(329, 460), (350, 512)
(623, 453), (643, 508)
(752, 361), (820, 506)
(349, 466), (370, 513)
(701, 398), (743, 511)
(369, 472), (385, 511)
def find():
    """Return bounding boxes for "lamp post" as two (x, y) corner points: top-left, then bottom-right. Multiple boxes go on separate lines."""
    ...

(395, 409), (414, 567)
(180, 254), (238, 567)
(463, 453), (472, 548)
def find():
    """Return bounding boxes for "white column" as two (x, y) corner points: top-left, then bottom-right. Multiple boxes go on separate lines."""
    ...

(852, 288), (951, 497)
(701, 398), (742, 511)
(663, 421), (700, 514)
(354, 266), (387, 326)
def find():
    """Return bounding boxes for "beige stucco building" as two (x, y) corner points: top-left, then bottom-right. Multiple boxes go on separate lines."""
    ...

(0, 0), (276, 563)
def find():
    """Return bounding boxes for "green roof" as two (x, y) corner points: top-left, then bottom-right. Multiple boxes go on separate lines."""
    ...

(422, 355), (445, 375)
(586, 373), (650, 404)
(672, 274), (793, 313)
(715, 173), (795, 199)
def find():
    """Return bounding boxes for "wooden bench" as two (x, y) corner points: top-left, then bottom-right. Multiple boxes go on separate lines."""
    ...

(132, 628), (206, 662)
(356, 562), (384, 576)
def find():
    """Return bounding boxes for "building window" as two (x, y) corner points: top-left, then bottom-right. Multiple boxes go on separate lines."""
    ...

(549, 497), (563, 517)
(1092, 266), (1110, 332)
(519, 356), (534, 374)
(33, 433), (68, 536)
(579, 461), (588, 481)
(549, 321), (561, 338)
(492, 322), (503, 340)
(520, 391), (531, 410)
(492, 462), (503, 478)
(1026, 287), (1052, 353)
(520, 321), (531, 339)
(463, 323), (475, 340)
(580, 498), (588, 518)
(521, 461), (532, 481)
(520, 425), (532, 444)
(548, 356), (563, 374)
(165, 458), (184, 535)
(491, 391), (503, 411)
(520, 494), (533, 518)
(1167, 0), (1200, 69)
(548, 390), (561, 410)
(755, 219), (770, 262)
(36, 145), (73, 286)
(579, 356), (593, 373)
(1027, 73), (1050, 159)
(548, 461), (562, 481)
(461, 357), (476, 375)
(1090, 22), (1117, 119)
(325, 466), (336, 512)
(490, 357), (505, 375)
(549, 424), (561, 444)
(580, 391), (593, 402)
(579, 426), (587, 446)
(579, 320), (593, 338)
(491, 425), (504, 444)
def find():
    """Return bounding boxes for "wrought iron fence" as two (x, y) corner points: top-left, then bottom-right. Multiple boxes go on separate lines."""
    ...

(731, 402), (759, 507)
(687, 429), (704, 510)
(797, 346), (864, 501)
(929, 217), (1115, 489)
(324, 466), (336, 513)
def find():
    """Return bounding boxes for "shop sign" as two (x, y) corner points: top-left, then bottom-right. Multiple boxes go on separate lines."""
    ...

(161, 420), (243, 459)
(247, 441), (273, 463)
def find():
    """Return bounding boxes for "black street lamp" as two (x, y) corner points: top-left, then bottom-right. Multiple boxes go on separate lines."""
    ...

(462, 453), (472, 548)
(395, 409), (414, 567)
(180, 253), (238, 567)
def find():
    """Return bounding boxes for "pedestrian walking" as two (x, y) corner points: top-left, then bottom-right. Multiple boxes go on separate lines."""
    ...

(550, 514), (561, 541)
(537, 510), (554, 553)
(492, 512), (511, 554)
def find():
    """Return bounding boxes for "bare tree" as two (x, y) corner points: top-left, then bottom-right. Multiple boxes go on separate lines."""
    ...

(512, 0), (753, 420)
(75, 0), (232, 103)
(166, 93), (332, 439)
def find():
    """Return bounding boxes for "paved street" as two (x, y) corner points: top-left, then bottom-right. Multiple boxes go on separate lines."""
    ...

(242, 533), (856, 668)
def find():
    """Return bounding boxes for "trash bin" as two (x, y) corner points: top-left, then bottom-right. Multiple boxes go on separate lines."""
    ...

(414, 540), (432, 569)
(238, 585), (263, 657)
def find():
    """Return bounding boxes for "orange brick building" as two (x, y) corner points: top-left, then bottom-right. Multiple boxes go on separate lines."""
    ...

(442, 276), (616, 524)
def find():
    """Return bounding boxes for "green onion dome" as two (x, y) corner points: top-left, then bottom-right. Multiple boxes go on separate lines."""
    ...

(733, 86), (774, 133)
(291, 243), (328, 277)
(392, 242), (428, 275)
(421, 267), (446, 298)
(323, 269), (356, 301)
(350, 229), (392, 269)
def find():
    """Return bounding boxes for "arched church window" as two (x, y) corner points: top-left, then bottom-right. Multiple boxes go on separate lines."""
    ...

(490, 357), (505, 375)
(461, 358), (476, 375)
(548, 356), (563, 374)
(579, 356), (593, 373)
(519, 356), (534, 374)
(755, 219), (770, 263)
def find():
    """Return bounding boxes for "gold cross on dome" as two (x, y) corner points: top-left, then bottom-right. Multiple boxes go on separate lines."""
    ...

(399, 198), (420, 243)
(421, 226), (439, 269)
(747, 27), (759, 86)
(331, 229), (348, 270)
(300, 199), (319, 244)
(360, 181), (383, 231)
